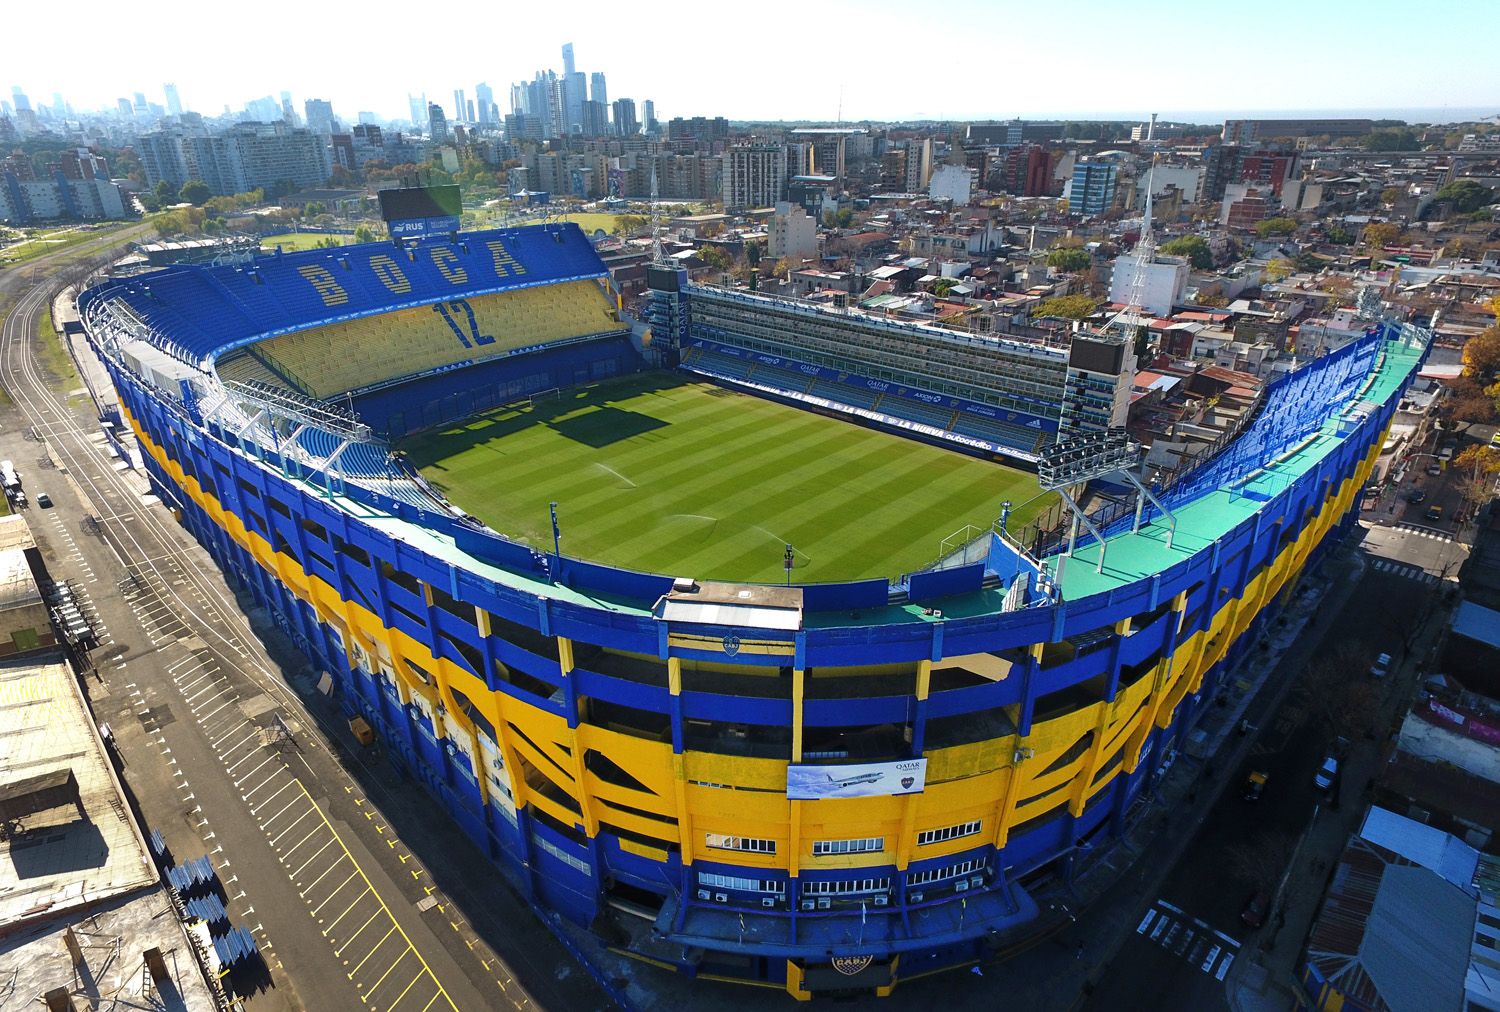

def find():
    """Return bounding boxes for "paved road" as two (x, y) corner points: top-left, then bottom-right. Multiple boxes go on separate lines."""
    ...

(0, 238), (615, 1010)
(1084, 516), (1465, 1011)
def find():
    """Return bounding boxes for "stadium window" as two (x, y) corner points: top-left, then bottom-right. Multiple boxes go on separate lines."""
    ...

(300, 518), (328, 542)
(378, 560), (421, 596)
(801, 877), (891, 897)
(266, 495), (291, 519)
(917, 820), (982, 846)
(429, 583), (478, 627)
(235, 478), (261, 500)
(705, 833), (776, 855)
(403, 657), (434, 686)
(811, 837), (884, 856)
(697, 872), (784, 895)
(905, 857), (985, 887)
(245, 508), (266, 532)
(494, 658), (560, 702)
(388, 599), (426, 629)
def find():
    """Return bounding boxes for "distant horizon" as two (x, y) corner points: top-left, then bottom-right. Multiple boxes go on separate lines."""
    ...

(7, 0), (1498, 127)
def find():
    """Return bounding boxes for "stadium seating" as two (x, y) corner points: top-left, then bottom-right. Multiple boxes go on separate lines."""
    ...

(950, 413), (1045, 453)
(882, 396), (957, 431)
(79, 224), (611, 366)
(749, 362), (817, 393)
(213, 350), (286, 389)
(252, 280), (620, 399)
(810, 379), (880, 409)
(685, 347), (755, 382)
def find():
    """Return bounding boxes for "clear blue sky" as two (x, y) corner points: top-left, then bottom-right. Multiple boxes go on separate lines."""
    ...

(9, 0), (1498, 124)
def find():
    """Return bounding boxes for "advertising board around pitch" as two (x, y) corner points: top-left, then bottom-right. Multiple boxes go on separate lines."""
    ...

(786, 758), (927, 800)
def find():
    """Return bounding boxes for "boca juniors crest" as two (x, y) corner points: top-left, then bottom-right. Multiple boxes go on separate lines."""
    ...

(832, 954), (874, 976)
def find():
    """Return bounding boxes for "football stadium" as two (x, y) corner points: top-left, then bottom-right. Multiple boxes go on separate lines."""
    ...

(79, 211), (1429, 999)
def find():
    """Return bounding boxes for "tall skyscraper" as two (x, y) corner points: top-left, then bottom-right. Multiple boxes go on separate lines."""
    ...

(563, 73), (585, 135)
(1068, 160), (1118, 216)
(589, 73), (608, 111)
(305, 98), (335, 135)
(453, 89), (467, 124)
(280, 91), (299, 127)
(612, 99), (638, 137)
(11, 87), (31, 113)
(163, 83), (182, 117)
(428, 102), (449, 142)
(408, 93), (427, 128)
(642, 100), (657, 135)
(475, 82), (495, 125)
(133, 92), (148, 115)
(117, 98), (133, 118)
(561, 43), (575, 77)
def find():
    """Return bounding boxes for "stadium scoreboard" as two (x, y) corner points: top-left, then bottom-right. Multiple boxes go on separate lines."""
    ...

(379, 184), (462, 237)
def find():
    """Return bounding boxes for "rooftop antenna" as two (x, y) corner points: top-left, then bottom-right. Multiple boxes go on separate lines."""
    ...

(1108, 150), (1158, 339)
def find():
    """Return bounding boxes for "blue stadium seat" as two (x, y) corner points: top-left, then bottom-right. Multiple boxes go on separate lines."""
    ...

(882, 396), (956, 431)
(79, 224), (611, 367)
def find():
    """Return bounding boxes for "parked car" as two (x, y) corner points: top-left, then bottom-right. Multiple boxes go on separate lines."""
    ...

(35, 492), (52, 509)
(1426, 463), (1443, 476)
(1407, 488), (1427, 503)
(1314, 755), (1339, 791)
(1425, 504), (1444, 522)
(1370, 652), (1392, 678)
(1243, 770), (1268, 801)
(1438, 442), (1456, 461)
(1240, 890), (1271, 928)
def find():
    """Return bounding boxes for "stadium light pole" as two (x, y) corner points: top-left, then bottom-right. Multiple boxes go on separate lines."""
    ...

(550, 502), (562, 563)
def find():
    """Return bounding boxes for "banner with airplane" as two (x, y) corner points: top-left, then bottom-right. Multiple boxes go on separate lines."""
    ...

(786, 759), (927, 800)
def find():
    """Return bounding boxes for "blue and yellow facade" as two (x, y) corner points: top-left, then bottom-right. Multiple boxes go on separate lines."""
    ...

(80, 229), (1429, 998)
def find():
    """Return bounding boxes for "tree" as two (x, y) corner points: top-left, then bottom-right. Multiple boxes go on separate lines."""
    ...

(1255, 217), (1297, 237)
(933, 278), (957, 297)
(1284, 640), (1381, 740)
(611, 214), (648, 236)
(303, 200), (326, 216)
(153, 179), (177, 206)
(1323, 223), (1353, 245)
(1223, 829), (1298, 889)
(1034, 294), (1099, 320)
(353, 223), (378, 244)
(1194, 292), (1230, 309)
(1453, 446), (1500, 512)
(314, 236), (342, 249)
(1046, 247), (1091, 273)
(1434, 179), (1496, 214)
(1361, 128), (1419, 151)
(1362, 222), (1400, 252)
(745, 240), (762, 268)
(1160, 235), (1213, 270)
(696, 246), (731, 271)
(1463, 325), (1500, 383)
(1264, 258), (1295, 283)
(1379, 186), (1405, 206)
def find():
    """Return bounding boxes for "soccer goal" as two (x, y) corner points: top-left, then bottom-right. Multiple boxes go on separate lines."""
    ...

(527, 388), (562, 408)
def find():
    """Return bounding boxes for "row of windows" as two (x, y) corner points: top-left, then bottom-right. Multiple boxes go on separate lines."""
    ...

(802, 877), (891, 896)
(698, 872), (784, 894)
(906, 857), (987, 887)
(811, 837), (884, 856)
(705, 833), (777, 854)
(917, 820), (982, 846)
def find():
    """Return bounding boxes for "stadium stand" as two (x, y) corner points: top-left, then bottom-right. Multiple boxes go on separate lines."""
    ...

(882, 395), (958, 431)
(950, 414), (1046, 453)
(810, 379), (880, 409)
(212, 350), (285, 389)
(253, 279), (620, 398)
(749, 362), (817, 393)
(685, 346), (755, 382)
(82, 224), (612, 366)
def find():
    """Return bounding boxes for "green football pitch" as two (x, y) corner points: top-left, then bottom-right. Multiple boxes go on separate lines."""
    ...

(401, 372), (1055, 584)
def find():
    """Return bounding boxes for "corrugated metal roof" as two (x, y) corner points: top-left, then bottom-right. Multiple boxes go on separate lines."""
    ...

(1361, 806), (1480, 894)
(1359, 866), (1472, 1012)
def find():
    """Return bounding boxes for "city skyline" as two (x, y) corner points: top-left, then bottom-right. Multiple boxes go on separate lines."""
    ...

(7, 0), (1497, 126)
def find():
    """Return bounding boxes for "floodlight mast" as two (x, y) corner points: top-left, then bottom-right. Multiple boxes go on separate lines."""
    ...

(1036, 428), (1166, 579)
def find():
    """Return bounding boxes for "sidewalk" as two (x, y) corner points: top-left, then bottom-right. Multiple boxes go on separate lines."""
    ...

(970, 538), (1370, 1011)
(1224, 559), (1454, 1012)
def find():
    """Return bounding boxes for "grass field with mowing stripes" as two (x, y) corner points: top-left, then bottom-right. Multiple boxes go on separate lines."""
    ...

(403, 372), (1055, 584)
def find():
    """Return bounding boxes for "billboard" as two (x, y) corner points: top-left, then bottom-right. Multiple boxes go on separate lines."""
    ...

(786, 758), (927, 800)
(377, 184), (462, 222)
(388, 215), (460, 237)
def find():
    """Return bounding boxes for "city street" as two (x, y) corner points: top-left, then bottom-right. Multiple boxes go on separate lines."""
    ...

(1084, 511), (1466, 1011)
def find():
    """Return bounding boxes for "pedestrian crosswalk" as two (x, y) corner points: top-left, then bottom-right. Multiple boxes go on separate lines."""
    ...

(1136, 900), (1239, 980)
(1370, 558), (1441, 584)
(1394, 522), (1453, 542)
